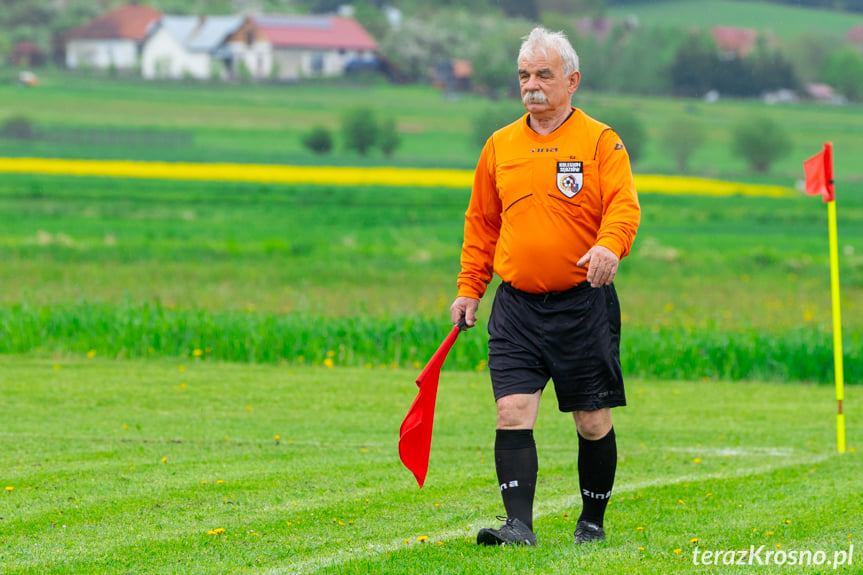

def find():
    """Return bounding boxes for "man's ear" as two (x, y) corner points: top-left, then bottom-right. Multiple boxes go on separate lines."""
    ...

(569, 71), (581, 94)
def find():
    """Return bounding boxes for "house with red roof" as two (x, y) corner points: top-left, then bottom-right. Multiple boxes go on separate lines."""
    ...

(140, 14), (269, 80)
(64, 3), (161, 70)
(252, 15), (379, 80)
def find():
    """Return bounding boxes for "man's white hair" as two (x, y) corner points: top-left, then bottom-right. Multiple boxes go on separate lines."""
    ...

(518, 26), (579, 76)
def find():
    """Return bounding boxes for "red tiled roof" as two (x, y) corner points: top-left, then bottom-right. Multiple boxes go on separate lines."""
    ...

(65, 3), (162, 42)
(711, 26), (758, 57)
(848, 25), (863, 44)
(14, 42), (43, 55)
(255, 16), (378, 51)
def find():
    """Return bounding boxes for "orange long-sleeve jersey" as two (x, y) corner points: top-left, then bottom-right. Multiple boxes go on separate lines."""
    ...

(457, 108), (641, 298)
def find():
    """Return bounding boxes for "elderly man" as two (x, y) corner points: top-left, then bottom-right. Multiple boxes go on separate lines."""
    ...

(450, 26), (640, 546)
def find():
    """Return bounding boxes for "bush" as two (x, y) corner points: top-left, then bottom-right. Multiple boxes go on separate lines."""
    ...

(0, 116), (35, 140)
(661, 115), (705, 173)
(471, 104), (523, 149)
(378, 116), (401, 158)
(731, 115), (792, 173)
(596, 108), (647, 165)
(341, 107), (378, 156)
(301, 126), (334, 155)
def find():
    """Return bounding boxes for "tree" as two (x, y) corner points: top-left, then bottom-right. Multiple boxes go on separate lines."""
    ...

(342, 107), (378, 156)
(378, 116), (401, 157)
(301, 126), (334, 154)
(661, 115), (705, 173)
(731, 115), (792, 173)
(823, 48), (863, 101)
(669, 32), (719, 98)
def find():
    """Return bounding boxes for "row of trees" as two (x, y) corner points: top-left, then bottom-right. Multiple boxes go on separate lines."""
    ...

(302, 107), (401, 157)
(373, 8), (863, 101)
(316, 102), (792, 175)
(469, 105), (792, 174)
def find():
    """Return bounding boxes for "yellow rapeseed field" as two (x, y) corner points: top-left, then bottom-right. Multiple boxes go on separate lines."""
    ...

(0, 158), (797, 198)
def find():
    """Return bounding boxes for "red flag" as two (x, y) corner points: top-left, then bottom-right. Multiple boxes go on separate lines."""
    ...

(399, 323), (463, 487)
(803, 142), (835, 203)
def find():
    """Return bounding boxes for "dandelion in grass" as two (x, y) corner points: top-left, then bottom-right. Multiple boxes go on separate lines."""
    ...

(208, 528), (226, 535)
(437, 541), (443, 546)
(637, 526), (644, 531)
(161, 457), (167, 464)
(87, 350), (96, 358)
(323, 358), (334, 369)
(693, 458), (702, 464)
(53, 364), (60, 370)
(638, 547), (645, 551)
(192, 349), (203, 357)
(274, 435), (280, 444)
(674, 549), (682, 554)
(179, 365), (185, 372)
(417, 535), (429, 542)
(690, 538), (699, 544)
(4, 486), (13, 492)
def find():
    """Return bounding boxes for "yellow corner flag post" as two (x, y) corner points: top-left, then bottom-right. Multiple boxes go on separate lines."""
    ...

(803, 142), (845, 453)
(827, 197), (846, 453)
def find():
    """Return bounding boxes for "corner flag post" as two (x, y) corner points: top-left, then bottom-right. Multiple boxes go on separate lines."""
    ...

(827, 188), (846, 453)
(804, 141), (845, 453)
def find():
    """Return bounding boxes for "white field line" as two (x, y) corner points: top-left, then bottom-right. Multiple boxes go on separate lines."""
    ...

(273, 449), (833, 575)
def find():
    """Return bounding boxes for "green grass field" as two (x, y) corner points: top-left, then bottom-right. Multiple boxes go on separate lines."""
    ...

(0, 357), (859, 574)
(606, 0), (863, 38)
(2, 70), (863, 573)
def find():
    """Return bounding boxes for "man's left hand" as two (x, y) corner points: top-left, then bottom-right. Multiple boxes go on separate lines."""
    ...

(576, 245), (619, 287)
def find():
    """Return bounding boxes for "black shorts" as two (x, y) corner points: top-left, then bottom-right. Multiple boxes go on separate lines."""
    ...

(487, 281), (626, 413)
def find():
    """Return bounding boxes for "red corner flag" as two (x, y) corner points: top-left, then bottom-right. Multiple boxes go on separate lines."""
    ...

(803, 142), (835, 203)
(399, 322), (464, 487)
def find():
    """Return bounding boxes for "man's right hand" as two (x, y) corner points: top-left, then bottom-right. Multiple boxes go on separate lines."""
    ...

(450, 296), (480, 328)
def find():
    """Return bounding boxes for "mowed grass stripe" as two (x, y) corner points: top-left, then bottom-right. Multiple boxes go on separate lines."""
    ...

(0, 357), (859, 574)
(284, 452), (833, 575)
(0, 157), (796, 197)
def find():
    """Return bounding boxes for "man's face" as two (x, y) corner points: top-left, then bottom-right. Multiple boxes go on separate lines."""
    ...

(518, 49), (580, 119)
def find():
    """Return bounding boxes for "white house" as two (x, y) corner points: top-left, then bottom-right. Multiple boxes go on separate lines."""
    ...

(252, 14), (379, 81)
(64, 3), (161, 70)
(141, 15), (272, 80)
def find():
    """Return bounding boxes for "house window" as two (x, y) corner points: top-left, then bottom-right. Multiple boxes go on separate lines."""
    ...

(246, 29), (255, 45)
(310, 52), (324, 74)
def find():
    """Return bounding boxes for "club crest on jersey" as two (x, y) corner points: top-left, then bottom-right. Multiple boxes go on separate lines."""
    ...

(556, 161), (583, 198)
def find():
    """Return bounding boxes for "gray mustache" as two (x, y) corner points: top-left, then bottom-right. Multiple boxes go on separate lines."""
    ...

(523, 91), (548, 105)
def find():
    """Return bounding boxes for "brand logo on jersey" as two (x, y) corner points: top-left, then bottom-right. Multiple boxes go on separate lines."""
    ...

(532, 147), (558, 153)
(614, 142), (624, 150)
(556, 161), (583, 198)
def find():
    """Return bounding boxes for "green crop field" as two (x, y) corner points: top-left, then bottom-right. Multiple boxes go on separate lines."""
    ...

(2, 74), (863, 181)
(0, 358), (860, 574)
(0, 172), (861, 382)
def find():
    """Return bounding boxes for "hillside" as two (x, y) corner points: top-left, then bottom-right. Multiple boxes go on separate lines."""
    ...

(606, 0), (863, 37)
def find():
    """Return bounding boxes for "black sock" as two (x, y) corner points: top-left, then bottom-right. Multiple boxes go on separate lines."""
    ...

(577, 427), (617, 528)
(495, 429), (538, 531)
